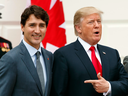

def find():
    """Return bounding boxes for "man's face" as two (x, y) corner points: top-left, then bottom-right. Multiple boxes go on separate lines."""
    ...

(21, 14), (47, 49)
(76, 13), (102, 45)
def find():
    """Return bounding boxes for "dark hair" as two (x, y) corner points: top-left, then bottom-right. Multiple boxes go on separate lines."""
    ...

(20, 5), (49, 27)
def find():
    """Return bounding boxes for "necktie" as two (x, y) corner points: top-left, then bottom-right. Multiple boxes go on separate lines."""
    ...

(36, 51), (45, 94)
(89, 46), (102, 76)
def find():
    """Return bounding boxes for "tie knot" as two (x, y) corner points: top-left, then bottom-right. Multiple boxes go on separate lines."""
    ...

(36, 51), (40, 59)
(89, 46), (95, 51)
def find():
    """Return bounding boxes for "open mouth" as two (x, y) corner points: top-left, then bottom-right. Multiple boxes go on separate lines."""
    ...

(94, 32), (99, 34)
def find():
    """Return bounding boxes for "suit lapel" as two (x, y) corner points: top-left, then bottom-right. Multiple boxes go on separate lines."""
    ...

(19, 41), (43, 95)
(74, 40), (97, 79)
(74, 40), (110, 80)
(41, 48), (51, 96)
(97, 44), (110, 80)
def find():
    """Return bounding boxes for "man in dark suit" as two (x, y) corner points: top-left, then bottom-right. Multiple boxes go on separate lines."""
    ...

(51, 7), (128, 96)
(123, 56), (128, 96)
(123, 56), (128, 73)
(0, 36), (12, 58)
(0, 5), (53, 96)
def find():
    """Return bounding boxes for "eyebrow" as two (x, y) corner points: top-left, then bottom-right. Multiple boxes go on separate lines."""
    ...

(88, 18), (101, 20)
(29, 22), (46, 25)
(40, 23), (46, 25)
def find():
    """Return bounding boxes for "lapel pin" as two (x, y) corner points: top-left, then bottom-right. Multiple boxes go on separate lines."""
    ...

(47, 58), (49, 60)
(103, 52), (106, 54)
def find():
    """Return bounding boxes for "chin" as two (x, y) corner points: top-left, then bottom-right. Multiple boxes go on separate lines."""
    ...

(32, 40), (41, 45)
(95, 37), (101, 41)
(93, 39), (100, 44)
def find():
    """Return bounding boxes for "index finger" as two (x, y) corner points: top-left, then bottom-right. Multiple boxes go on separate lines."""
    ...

(84, 80), (98, 84)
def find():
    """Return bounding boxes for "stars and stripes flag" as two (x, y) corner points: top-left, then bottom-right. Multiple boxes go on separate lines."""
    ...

(26, 0), (66, 53)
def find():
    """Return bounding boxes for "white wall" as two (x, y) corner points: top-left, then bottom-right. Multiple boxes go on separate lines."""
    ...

(0, 0), (128, 62)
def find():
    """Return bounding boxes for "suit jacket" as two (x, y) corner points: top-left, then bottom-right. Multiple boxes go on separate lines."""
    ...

(0, 36), (12, 58)
(123, 56), (128, 73)
(51, 39), (128, 96)
(123, 56), (128, 96)
(0, 41), (54, 96)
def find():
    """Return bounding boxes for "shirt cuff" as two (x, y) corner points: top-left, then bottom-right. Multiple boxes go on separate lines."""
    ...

(103, 81), (111, 96)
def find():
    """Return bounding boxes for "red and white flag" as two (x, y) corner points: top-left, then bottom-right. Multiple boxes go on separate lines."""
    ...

(27, 0), (66, 53)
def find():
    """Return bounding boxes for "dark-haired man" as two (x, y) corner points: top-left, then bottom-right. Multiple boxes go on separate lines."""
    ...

(0, 5), (53, 96)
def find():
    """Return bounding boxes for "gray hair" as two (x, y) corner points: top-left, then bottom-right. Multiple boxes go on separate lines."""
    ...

(74, 6), (103, 36)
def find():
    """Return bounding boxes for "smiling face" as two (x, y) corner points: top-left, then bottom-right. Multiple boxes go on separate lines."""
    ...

(21, 14), (47, 49)
(76, 13), (102, 45)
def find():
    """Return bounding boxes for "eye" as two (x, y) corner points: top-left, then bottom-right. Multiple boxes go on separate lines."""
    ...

(40, 24), (46, 28)
(88, 21), (94, 24)
(30, 23), (35, 27)
(40, 24), (44, 27)
(97, 20), (101, 23)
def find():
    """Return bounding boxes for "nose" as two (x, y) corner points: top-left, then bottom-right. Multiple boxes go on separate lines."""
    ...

(94, 21), (100, 27)
(35, 26), (40, 33)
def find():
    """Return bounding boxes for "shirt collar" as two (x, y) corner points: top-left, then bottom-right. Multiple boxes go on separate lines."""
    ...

(23, 39), (42, 57)
(78, 37), (98, 52)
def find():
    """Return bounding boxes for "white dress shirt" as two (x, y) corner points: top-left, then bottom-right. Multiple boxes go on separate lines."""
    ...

(23, 40), (47, 87)
(78, 37), (111, 96)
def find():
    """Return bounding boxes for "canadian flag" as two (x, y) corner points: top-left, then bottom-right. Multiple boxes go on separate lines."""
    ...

(27, 0), (66, 53)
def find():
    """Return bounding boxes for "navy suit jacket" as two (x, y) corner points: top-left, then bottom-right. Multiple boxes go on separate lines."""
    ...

(51, 39), (128, 96)
(0, 41), (54, 96)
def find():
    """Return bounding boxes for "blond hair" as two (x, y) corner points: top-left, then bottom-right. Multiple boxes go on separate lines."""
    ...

(74, 7), (103, 36)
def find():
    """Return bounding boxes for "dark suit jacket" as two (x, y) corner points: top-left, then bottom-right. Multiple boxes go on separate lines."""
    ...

(0, 41), (54, 96)
(123, 56), (128, 73)
(0, 36), (12, 58)
(123, 56), (128, 96)
(51, 39), (128, 96)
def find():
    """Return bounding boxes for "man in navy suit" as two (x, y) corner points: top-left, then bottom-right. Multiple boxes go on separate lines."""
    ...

(0, 5), (53, 96)
(51, 7), (128, 96)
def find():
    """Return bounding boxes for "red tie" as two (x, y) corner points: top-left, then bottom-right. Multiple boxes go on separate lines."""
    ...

(89, 46), (102, 76)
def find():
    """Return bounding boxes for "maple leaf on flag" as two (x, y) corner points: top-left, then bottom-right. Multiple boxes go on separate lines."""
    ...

(29, 0), (66, 53)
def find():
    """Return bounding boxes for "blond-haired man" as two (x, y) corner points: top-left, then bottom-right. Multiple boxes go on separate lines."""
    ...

(51, 7), (128, 96)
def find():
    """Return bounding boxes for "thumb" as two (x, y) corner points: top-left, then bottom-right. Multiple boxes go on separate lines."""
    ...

(97, 72), (102, 79)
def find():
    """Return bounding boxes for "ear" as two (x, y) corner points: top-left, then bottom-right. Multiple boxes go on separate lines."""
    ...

(75, 25), (82, 34)
(21, 24), (24, 32)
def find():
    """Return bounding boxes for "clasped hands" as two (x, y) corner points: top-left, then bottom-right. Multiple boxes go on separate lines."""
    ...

(84, 73), (109, 93)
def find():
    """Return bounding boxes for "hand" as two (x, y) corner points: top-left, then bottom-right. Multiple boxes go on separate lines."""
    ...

(84, 73), (109, 93)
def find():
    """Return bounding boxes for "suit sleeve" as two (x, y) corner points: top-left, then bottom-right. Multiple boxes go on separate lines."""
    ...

(0, 54), (16, 96)
(51, 50), (68, 96)
(110, 49), (128, 96)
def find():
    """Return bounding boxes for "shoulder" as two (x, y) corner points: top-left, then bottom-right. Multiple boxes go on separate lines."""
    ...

(0, 37), (11, 43)
(98, 44), (120, 57)
(0, 45), (20, 67)
(98, 44), (117, 51)
(0, 37), (12, 49)
(53, 42), (76, 58)
(2, 43), (21, 58)
(123, 56), (128, 65)
(55, 42), (75, 52)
